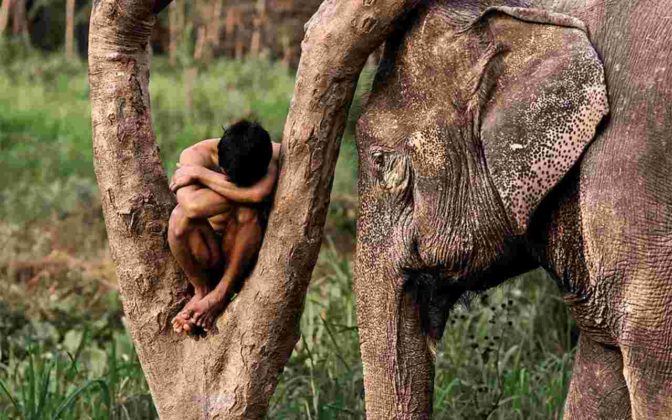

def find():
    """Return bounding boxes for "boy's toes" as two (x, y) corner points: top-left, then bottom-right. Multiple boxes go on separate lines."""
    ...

(206, 318), (215, 331)
(172, 318), (187, 334)
(190, 312), (202, 327)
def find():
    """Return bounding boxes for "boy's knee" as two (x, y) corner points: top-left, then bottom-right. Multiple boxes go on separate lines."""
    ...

(169, 205), (192, 240)
(237, 207), (259, 224)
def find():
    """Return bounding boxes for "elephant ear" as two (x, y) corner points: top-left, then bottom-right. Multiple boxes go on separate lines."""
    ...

(473, 7), (608, 234)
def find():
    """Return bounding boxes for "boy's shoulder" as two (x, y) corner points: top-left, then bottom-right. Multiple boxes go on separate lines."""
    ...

(191, 138), (221, 168)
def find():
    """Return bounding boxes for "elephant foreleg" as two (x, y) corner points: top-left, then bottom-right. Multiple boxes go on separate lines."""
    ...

(354, 265), (435, 419)
(621, 336), (672, 418)
(564, 334), (631, 420)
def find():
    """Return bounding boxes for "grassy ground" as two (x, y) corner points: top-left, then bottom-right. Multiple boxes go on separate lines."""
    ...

(0, 43), (576, 419)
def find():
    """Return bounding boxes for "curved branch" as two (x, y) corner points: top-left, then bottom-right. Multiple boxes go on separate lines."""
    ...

(88, 0), (417, 418)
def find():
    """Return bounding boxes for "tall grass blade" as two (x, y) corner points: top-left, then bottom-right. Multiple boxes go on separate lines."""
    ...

(36, 360), (53, 419)
(51, 379), (110, 420)
(0, 378), (21, 417)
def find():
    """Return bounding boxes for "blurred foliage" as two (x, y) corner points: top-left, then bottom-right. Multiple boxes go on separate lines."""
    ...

(0, 50), (575, 419)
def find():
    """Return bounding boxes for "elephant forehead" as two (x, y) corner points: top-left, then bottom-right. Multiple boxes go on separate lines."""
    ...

(358, 9), (479, 147)
(407, 129), (450, 173)
(359, 109), (402, 138)
(358, 103), (454, 149)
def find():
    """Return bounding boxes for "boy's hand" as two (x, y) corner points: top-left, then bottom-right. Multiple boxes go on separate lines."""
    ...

(170, 165), (204, 192)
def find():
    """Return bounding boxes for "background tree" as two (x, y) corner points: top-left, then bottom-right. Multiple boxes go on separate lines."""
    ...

(0, 0), (11, 36)
(65, 0), (75, 58)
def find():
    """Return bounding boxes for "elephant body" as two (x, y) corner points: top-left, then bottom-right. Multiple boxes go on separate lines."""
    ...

(354, 0), (672, 418)
(535, 1), (672, 417)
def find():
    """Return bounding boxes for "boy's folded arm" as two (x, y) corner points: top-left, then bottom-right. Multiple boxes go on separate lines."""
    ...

(197, 162), (277, 204)
(176, 185), (231, 219)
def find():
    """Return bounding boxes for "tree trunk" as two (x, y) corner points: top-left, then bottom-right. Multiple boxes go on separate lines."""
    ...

(11, 0), (26, 39)
(249, 0), (266, 58)
(65, 0), (75, 59)
(167, 0), (183, 66)
(224, 5), (236, 57)
(207, 0), (222, 51)
(89, 0), (417, 417)
(0, 0), (11, 36)
(193, 26), (206, 61)
(234, 13), (244, 61)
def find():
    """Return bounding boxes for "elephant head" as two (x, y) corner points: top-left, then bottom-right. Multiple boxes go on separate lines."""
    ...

(354, 3), (607, 415)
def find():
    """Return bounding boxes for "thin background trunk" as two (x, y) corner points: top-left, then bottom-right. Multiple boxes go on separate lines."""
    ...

(0, 0), (11, 36)
(88, 0), (417, 417)
(168, 0), (183, 66)
(192, 0), (204, 61)
(249, 0), (265, 57)
(234, 9), (244, 60)
(224, 5), (236, 57)
(207, 0), (222, 52)
(65, 0), (75, 58)
(11, 0), (26, 39)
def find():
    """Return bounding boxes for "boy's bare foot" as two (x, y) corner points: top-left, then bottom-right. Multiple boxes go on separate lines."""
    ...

(188, 288), (230, 331)
(172, 288), (210, 334)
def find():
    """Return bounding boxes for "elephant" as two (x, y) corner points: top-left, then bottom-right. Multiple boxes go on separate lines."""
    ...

(353, 0), (672, 418)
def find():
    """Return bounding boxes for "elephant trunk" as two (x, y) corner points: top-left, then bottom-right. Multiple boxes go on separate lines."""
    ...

(354, 241), (435, 419)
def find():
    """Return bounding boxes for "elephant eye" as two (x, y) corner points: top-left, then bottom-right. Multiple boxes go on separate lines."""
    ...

(369, 149), (412, 192)
(371, 151), (385, 167)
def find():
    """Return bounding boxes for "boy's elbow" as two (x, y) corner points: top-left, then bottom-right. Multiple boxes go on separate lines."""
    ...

(249, 190), (265, 203)
(178, 146), (197, 164)
(250, 186), (273, 203)
(178, 149), (189, 163)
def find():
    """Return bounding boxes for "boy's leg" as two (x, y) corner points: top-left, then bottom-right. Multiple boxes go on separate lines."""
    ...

(168, 205), (222, 333)
(190, 208), (263, 330)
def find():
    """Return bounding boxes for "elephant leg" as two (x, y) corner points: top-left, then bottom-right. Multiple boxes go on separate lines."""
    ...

(616, 265), (672, 419)
(564, 334), (631, 419)
(621, 327), (672, 419)
(354, 264), (434, 419)
(621, 355), (672, 419)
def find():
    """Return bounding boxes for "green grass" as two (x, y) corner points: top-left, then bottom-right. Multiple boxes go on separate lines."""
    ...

(0, 45), (575, 419)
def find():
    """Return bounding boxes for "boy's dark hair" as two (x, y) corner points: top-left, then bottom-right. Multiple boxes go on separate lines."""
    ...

(217, 120), (272, 187)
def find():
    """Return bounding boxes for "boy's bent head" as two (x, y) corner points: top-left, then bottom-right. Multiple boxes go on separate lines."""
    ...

(218, 120), (272, 187)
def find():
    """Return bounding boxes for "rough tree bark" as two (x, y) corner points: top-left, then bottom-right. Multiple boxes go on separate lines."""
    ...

(89, 0), (416, 418)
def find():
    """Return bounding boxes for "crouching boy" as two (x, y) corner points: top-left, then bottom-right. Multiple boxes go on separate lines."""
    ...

(168, 120), (280, 333)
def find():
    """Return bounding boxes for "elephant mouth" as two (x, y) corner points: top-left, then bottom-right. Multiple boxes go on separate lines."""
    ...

(402, 267), (465, 340)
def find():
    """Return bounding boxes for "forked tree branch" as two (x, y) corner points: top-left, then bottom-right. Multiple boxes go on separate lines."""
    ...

(88, 0), (416, 418)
